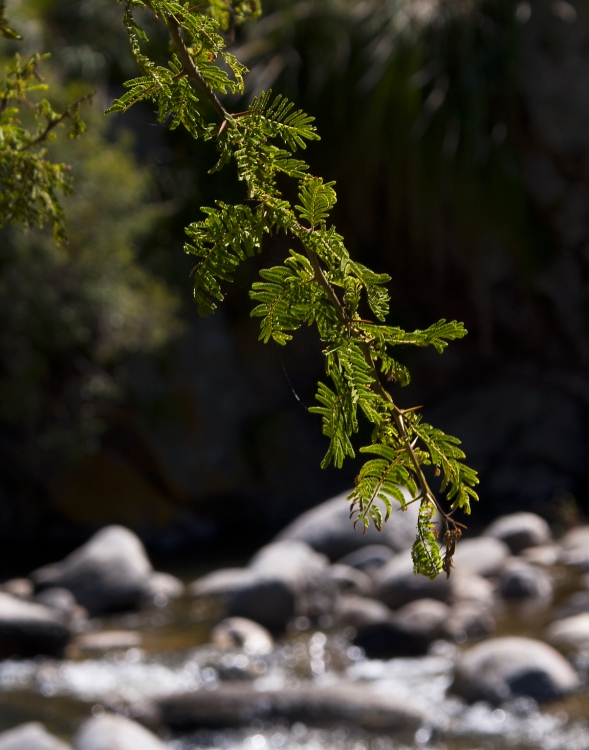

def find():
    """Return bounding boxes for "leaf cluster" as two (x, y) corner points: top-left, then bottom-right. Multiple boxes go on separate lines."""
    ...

(0, 47), (90, 242)
(110, 0), (479, 576)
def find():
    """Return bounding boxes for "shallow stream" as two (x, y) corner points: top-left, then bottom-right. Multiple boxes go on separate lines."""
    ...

(1, 564), (589, 750)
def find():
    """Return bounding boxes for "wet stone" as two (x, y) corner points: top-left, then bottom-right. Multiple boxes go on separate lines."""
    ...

(156, 683), (425, 733)
(0, 722), (71, 750)
(334, 595), (393, 629)
(451, 537), (511, 578)
(74, 714), (166, 750)
(74, 630), (143, 654)
(338, 545), (395, 573)
(483, 512), (552, 554)
(546, 612), (589, 653)
(374, 551), (452, 609)
(327, 564), (373, 597)
(451, 636), (579, 704)
(0, 593), (71, 658)
(276, 489), (419, 561)
(210, 617), (273, 654)
(499, 559), (553, 601)
(31, 526), (154, 616)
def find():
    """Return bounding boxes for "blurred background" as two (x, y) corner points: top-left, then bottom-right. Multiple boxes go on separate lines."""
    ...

(1, 0), (588, 574)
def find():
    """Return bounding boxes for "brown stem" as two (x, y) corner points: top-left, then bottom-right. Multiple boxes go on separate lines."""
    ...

(20, 91), (93, 151)
(165, 12), (228, 121)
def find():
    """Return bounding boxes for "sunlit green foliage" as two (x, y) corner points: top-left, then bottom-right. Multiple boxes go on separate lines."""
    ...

(110, 0), (479, 576)
(0, 9), (90, 242)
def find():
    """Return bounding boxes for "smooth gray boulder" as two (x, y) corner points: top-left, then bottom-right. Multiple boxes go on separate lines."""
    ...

(441, 602), (495, 643)
(450, 572), (495, 607)
(0, 593), (70, 657)
(34, 588), (87, 625)
(0, 723), (71, 750)
(335, 595), (394, 629)
(451, 537), (510, 578)
(31, 526), (155, 616)
(142, 572), (184, 606)
(210, 617), (274, 654)
(374, 551), (452, 609)
(546, 613), (589, 653)
(451, 636), (579, 704)
(338, 545), (395, 573)
(353, 598), (449, 659)
(560, 526), (589, 570)
(499, 559), (553, 601)
(156, 683), (424, 732)
(328, 564), (373, 597)
(75, 630), (142, 654)
(483, 512), (552, 554)
(0, 579), (33, 599)
(74, 714), (166, 750)
(227, 540), (336, 632)
(189, 568), (255, 598)
(276, 489), (419, 561)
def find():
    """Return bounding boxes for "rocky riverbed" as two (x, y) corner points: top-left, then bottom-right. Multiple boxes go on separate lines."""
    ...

(1, 493), (589, 749)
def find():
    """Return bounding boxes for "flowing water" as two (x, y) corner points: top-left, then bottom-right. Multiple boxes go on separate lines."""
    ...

(1, 566), (589, 749)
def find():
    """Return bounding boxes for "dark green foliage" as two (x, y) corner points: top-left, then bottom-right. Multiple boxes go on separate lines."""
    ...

(111, 0), (479, 575)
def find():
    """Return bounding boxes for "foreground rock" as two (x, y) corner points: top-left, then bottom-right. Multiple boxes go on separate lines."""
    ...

(451, 537), (510, 578)
(0, 723), (71, 750)
(374, 551), (452, 609)
(451, 636), (579, 704)
(560, 526), (589, 570)
(228, 541), (335, 631)
(74, 630), (142, 655)
(211, 617), (273, 654)
(31, 526), (155, 616)
(499, 559), (553, 601)
(338, 545), (395, 572)
(0, 593), (70, 658)
(483, 512), (552, 554)
(276, 490), (419, 560)
(546, 613), (589, 653)
(354, 598), (449, 658)
(74, 714), (166, 750)
(156, 683), (425, 733)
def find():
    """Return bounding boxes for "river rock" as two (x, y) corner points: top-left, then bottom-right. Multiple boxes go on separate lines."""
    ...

(451, 636), (579, 704)
(276, 489), (419, 560)
(353, 598), (449, 658)
(34, 588), (87, 625)
(452, 537), (510, 578)
(374, 551), (452, 609)
(554, 590), (589, 620)
(560, 526), (589, 569)
(441, 602), (495, 642)
(483, 512), (552, 554)
(0, 723), (71, 750)
(499, 559), (553, 600)
(31, 526), (154, 616)
(0, 593), (70, 657)
(210, 617), (274, 654)
(338, 545), (395, 573)
(227, 540), (335, 632)
(335, 595), (394, 629)
(450, 572), (496, 607)
(328, 564), (373, 597)
(142, 572), (184, 607)
(189, 568), (255, 598)
(156, 683), (424, 732)
(75, 630), (142, 654)
(520, 545), (561, 567)
(74, 714), (166, 750)
(0, 579), (33, 599)
(546, 613), (589, 653)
